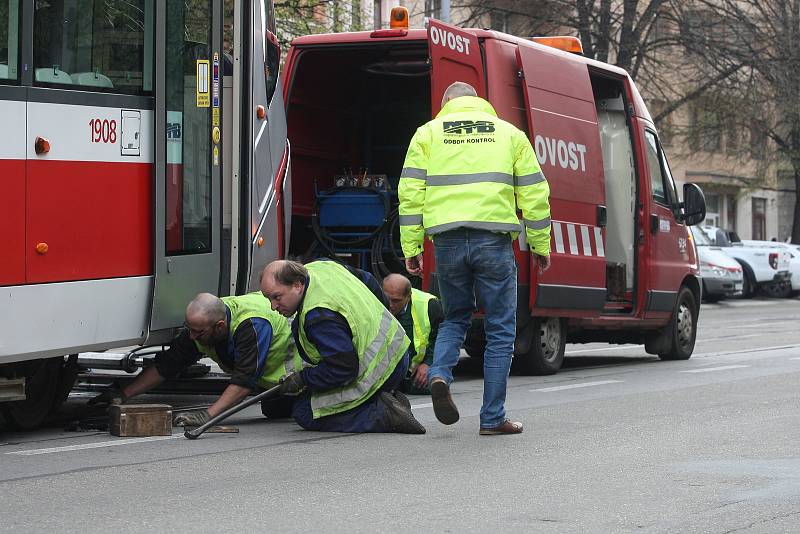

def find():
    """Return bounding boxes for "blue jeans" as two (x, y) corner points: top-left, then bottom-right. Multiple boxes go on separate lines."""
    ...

(428, 229), (517, 428)
(292, 350), (409, 432)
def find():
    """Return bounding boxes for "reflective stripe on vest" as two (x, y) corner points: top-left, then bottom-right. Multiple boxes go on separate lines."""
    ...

(299, 261), (410, 419)
(409, 288), (435, 369)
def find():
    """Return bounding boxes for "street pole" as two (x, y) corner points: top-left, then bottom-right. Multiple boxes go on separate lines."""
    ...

(441, 0), (450, 22)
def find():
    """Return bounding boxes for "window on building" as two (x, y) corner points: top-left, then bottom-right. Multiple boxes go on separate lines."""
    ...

(689, 100), (721, 153)
(374, 0), (382, 29)
(425, 0), (441, 18)
(727, 195), (737, 232)
(0, 1), (19, 82)
(752, 197), (766, 240)
(749, 121), (767, 160)
(33, 0), (154, 94)
(490, 10), (508, 32)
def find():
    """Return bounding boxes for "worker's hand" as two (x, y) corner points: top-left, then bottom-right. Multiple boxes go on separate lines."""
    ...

(405, 254), (424, 276)
(278, 372), (306, 396)
(87, 384), (127, 406)
(412, 363), (429, 389)
(534, 254), (551, 275)
(173, 409), (210, 427)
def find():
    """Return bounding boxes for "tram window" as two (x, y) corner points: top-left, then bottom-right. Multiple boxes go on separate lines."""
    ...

(266, 33), (279, 105)
(33, 0), (154, 94)
(0, 0), (20, 82)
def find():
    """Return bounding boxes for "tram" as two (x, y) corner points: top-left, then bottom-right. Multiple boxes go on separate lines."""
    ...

(0, 0), (288, 428)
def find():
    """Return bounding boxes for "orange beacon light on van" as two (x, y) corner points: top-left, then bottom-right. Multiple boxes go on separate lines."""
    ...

(532, 36), (584, 55)
(389, 6), (409, 29)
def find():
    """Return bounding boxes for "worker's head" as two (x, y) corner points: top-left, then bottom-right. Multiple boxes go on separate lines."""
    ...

(382, 273), (412, 316)
(260, 260), (308, 317)
(185, 293), (228, 345)
(441, 81), (477, 108)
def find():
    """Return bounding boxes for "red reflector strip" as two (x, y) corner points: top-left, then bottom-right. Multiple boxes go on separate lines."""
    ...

(371, 29), (408, 38)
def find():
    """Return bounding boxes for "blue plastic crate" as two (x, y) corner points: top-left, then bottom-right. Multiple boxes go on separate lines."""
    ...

(318, 189), (387, 227)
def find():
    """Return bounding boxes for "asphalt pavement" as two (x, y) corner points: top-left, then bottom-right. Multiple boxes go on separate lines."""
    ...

(2, 297), (800, 533)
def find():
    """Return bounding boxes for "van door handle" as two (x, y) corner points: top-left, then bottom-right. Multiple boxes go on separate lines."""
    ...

(596, 205), (607, 227)
(650, 214), (659, 233)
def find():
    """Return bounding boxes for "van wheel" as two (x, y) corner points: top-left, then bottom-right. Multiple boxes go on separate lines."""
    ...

(514, 317), (566, 375)
(659, 287), (698, 361)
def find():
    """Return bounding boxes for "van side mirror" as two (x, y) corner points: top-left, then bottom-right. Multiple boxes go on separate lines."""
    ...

(680, 183), (706, 226)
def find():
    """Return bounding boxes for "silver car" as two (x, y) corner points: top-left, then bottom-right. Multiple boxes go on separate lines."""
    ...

(691, 226), (744, 301)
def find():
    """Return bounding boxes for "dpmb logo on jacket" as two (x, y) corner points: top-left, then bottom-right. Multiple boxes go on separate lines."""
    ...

(442, 120), (496, 144)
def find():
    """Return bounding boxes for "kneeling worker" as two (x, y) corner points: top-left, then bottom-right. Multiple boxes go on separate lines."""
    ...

(382, 274), (442, 395)
(89, 292), (300, 426)
(260, 260), (426, 434)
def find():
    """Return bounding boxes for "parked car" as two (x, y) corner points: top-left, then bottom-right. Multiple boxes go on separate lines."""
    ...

(700, 226), (792, 298)
(690, 226), (743, 301)
(741, 240), (800, 297)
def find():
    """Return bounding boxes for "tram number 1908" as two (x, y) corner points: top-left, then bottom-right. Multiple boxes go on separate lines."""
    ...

(89, 119), (118, 144)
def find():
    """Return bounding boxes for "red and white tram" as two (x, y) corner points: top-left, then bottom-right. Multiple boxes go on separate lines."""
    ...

(0, 0), (289, 427)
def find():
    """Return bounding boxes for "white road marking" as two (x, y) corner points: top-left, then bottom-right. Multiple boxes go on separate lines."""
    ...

(6, 435), (183, 456)
(567, 345), (642, 355)
(790, 357), (800, 361)
(531, 380), (622, 392)
(680, 365), (749, 374)
(411, 403), (433, 409)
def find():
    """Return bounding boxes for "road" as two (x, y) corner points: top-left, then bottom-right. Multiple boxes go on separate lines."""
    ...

(2, 297), (800, 533)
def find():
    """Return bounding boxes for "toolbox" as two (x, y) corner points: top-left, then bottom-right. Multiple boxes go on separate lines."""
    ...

(108, 404), (173, 437)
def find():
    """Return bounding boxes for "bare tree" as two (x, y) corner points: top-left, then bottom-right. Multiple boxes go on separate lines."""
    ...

(680, 0), (800, 243)
(275, 0), (371, 49)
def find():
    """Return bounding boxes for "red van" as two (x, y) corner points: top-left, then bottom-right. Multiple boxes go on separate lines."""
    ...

(280, 16), (707, 374)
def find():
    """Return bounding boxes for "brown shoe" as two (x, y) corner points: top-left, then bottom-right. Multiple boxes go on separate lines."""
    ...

(430, 378), (459, 425)
(479, 420), (523, 435)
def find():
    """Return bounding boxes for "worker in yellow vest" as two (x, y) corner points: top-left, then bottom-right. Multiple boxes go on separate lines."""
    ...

(260, 260), (425, 433)
(382, 274), (442, 395)
(399, 81), (551, 435)
(89, 292), (301, 425)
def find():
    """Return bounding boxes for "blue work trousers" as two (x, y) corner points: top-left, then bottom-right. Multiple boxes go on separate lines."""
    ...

(428, 229), (517, 428)
(292, 351), (409, 432)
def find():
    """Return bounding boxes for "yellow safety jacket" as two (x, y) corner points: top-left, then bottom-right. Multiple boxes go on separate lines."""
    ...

(409, 288), (435, 370)
(299, 261), (410, 419)
(399, 96), (551, 257)
(195, 292), (300, 389)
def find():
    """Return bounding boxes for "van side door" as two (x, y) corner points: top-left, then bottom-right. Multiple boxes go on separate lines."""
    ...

(516, 44), (607, 315)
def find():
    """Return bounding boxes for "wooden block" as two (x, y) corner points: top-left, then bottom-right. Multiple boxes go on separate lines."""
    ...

(109, 404), (172, 437)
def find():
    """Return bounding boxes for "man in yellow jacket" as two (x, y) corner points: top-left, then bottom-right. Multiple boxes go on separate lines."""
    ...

(398, 81), (551, 435)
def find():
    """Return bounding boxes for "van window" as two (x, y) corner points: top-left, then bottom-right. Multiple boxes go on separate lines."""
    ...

(0, 0), (19, 82)
(33, 0), (154, 95)
(644, 130), (676, 206)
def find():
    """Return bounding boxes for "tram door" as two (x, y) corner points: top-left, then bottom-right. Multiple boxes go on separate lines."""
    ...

(150, 0), (223, 332)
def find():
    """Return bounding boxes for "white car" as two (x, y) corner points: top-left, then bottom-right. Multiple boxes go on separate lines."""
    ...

(700, 226), (792, 298)
(690, 226), (743, 301)
(741, 240), (800, 296)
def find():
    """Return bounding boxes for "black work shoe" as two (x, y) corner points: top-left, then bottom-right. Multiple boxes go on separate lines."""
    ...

(430, 378), (459, 425)
(379, 392), (426, 434)
(393, 390), (412, 411)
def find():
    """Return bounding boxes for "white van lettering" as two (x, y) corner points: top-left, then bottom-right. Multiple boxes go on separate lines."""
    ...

(557, 140), (569, 168)
(430, 25), (471, 56)
(534, 134), (587, 173)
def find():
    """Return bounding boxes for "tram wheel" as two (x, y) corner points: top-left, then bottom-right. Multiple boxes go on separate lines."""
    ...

(1, 358), (63, 430)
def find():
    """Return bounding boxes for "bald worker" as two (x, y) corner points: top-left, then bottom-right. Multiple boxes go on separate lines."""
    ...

(382, 274), (443, 395)
(89, 292), (300, 426)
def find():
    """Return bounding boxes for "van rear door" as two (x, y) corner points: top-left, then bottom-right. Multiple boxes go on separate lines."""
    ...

(516, 44), (607, 315)
(427, 19), (484, 114)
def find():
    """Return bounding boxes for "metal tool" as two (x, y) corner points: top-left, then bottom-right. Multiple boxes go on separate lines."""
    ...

(184, 384), (282, 439)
